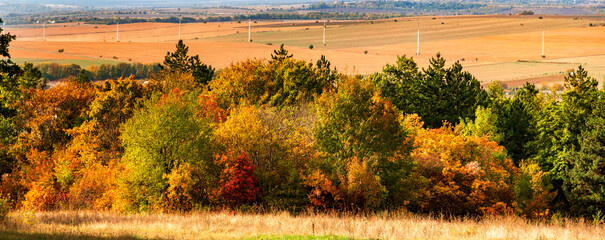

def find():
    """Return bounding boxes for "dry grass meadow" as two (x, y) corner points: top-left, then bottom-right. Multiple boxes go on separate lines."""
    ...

(1, 210), (604, 240)
(5, 15), (605, 87)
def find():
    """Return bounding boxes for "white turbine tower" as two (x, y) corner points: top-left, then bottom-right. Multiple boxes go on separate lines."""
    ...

(116, 22), (120, 42)
(416, 29), (420, 55)
(43, 23), (46, 41)
(542, 31), (545, 58)
(179, 18), (181, 40)
(248, 19), (251, 42)
(323, 22), (326, 46)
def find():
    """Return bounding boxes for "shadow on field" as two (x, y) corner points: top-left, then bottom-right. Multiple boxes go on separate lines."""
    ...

(33, 212), (134, 227)
(0, 218), (159, 240)
(0, 230), (146, 240)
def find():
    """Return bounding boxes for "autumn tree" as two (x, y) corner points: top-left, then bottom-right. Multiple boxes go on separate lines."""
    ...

(152, 70), (205, 93)
(340, 158), (386, 211)
(209, 46), (336, 108)
(0, 19), (47, 206)
(119, 89), (221, 211)
(218, 151), (259, 208)
(12, 81), (97, 210)
(313, 77), (412, 209)
(410, 125), (518, 216)
(87, 76), (149, 154)
(514, 160), (555, 220)
(162, 40), (214, 86)
(215, 104), (312, 209)
(16, 82), (97, 152)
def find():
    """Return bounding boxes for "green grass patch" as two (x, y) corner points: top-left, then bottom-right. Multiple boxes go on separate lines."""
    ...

(11, 58), (121, 69)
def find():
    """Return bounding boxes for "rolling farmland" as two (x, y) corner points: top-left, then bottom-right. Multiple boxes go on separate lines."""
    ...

(5, 15), (605, 87)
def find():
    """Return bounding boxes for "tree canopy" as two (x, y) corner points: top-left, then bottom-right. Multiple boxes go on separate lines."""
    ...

(373, 53), (488, 128)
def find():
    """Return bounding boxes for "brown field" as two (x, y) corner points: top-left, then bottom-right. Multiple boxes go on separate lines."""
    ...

(5, 15), (605, 86)
(1, 210), (604, 240)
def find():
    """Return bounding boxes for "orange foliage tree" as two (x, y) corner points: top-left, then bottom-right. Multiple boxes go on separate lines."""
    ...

(409, 121), (518, 216)
(14, 81), (97, 210)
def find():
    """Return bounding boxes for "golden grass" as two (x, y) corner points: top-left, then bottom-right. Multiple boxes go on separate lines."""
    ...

(1, 210), (604, 239)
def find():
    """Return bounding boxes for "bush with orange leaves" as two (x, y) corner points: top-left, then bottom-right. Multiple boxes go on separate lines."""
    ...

(409, 121), (518, 216)
(304, 170), (338, 211)
(15, 81), (97, 152)
(339, 158), (387, 211)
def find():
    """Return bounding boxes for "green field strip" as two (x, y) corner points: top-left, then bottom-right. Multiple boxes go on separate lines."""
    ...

(11, 58), (123, 68)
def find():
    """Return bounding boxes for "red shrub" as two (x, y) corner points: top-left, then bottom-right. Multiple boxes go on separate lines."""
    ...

(219, 151), (259, 208)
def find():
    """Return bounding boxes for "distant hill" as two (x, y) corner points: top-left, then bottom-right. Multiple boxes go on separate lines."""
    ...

(3, 0), (333, 8)
(1, 0), (328, 16)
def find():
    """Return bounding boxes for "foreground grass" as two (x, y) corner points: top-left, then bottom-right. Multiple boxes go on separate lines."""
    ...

(0, 210), (603, 240)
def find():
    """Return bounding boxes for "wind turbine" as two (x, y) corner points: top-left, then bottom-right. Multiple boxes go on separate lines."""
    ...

(116, 22), (119, 42)
(416, 29), (420, 55)
(323, 22), (326, 46)
(542, 31), (545, 58)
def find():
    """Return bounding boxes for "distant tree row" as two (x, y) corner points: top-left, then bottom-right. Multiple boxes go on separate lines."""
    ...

(21, 12), (402, 25)
(36, 62), (160, 81)
(307, 1), (494, 13)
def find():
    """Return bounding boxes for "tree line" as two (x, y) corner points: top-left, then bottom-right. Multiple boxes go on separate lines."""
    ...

(306, 1), (502, 14)
(21, 12), (402, 26)
(0, 19), (604, 220)
(36, 62), (160, 82)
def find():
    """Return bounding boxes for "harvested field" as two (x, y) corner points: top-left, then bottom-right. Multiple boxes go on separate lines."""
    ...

(6, 15), (605, 86)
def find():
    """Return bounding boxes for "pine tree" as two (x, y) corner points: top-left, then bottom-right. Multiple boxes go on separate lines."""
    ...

(163, 40), (214, 86)
(270, 44), (293, 62)
(566, 111), (605, 216)
(373, 53), (487, 128)
(529, 66), (601, 212)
